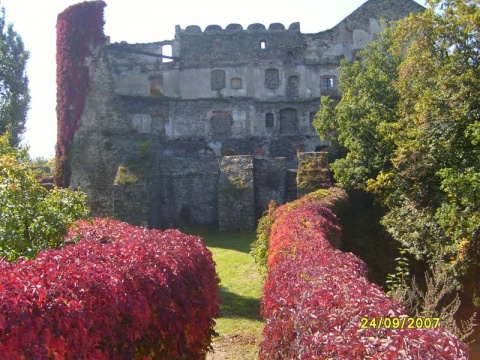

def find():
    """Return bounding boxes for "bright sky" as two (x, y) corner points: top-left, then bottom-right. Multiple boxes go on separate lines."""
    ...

(1, 0), (425, 159)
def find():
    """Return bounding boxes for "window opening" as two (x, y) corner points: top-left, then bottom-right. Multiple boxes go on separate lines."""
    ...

(288, 75), (300, 87)
(265, 68), (280, 89)
(265, 113), (274, 129)
(260, 40), (266, 49)
(321, 77), (334, 91)
(211, 70), (226, 91)
(230, 77), (242, 89)
(162, 44), (173, 63)
(279, 108), (298, 135)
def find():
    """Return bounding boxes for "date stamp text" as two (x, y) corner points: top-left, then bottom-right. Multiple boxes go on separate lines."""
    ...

(360, 317), (440, 330)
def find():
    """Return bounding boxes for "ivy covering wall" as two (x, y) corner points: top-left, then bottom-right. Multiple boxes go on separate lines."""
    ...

(54, 1), (106, 187)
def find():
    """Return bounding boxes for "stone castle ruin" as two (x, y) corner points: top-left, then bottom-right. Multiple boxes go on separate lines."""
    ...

(62, 0), (424, 230)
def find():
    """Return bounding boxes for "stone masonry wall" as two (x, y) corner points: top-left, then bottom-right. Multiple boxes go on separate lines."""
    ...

(155, 158), (220, 228)
(218, 156), (255, 231)
(113, 182), (149, 226)
(253, 157), (286, 220)
(66, 0), (425, 231)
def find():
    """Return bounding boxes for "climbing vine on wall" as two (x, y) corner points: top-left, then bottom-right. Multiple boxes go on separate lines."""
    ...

(54, 1), (106, 187)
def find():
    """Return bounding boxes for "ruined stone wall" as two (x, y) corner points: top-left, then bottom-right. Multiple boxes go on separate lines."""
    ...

(156, 158), (220, 228)
(218, 156), (255, 231)
(113, 182), (149, 226)
(69, 51), (132, 216)
(66, 0), (425, 230)
(304, 0), (425, 65)
(253, 157), (286, 220)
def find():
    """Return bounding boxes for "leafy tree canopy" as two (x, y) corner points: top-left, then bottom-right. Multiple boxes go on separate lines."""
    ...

(314, 0), (480, 298)
(0, 133), (90, 261)
(0, 4), (30, 146)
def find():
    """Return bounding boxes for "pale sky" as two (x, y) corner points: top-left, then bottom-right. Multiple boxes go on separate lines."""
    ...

(1, 0), (425, 159)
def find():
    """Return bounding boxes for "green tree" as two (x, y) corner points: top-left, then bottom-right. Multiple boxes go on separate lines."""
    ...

(0, 4), (30, 146)
(314, 0), (480, 300)
(0, 133), (90, 261)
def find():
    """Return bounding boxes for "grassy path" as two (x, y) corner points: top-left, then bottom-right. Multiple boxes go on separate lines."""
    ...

(186, 229), (264, 359)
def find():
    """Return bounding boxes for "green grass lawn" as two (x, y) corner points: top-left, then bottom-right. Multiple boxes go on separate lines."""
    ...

(184, 228), (264, 359)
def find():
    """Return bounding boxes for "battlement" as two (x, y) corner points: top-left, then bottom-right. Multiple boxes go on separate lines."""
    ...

(176, 22), (301, 35)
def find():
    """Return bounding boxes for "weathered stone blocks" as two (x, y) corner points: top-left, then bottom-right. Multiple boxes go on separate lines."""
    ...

(218, 156), (255, 231)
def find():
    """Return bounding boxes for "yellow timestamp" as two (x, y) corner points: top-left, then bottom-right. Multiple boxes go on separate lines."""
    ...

(360, 317), (440, 330)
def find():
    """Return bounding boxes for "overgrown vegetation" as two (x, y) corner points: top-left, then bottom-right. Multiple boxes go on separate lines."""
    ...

(296, 152), (331, 195)
(390, 265), (477, 342)
(0, 133), (89, 261)
(314, 0), (479, 322)
(114, 138), (154, 185)
(114, 165), (140, 185)
(250, 201), (277, 277)
(32, 156), (55, 177)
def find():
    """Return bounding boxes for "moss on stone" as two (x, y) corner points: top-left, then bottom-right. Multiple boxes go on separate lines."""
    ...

(114, 165), (140, 185)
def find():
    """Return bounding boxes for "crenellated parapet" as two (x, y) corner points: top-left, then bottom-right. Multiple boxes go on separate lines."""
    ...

(176, 22), (304, 69)
(177, 22), (300, 35)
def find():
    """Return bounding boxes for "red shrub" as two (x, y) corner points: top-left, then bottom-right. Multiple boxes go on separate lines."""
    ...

(0, 218), (220, 359)
(260, 188), (470, 359)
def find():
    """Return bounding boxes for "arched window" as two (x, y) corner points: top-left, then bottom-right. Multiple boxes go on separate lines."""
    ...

(259, 40), (266, 49)
(230, 77), (242, 89)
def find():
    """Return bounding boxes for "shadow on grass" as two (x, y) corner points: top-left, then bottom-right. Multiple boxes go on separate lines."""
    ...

(183, 228), (256, 254)
(218, 285), (262, 321)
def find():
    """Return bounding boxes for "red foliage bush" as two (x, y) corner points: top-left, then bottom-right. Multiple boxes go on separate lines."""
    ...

(54, 1), (106, 187)
(0, 218), (220, 359)
(260, 188), (470, 359)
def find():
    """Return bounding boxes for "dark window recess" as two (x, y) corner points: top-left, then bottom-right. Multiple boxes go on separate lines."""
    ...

(286, 75), (300, 99)
(265, 113), (274, 129)
(265, 68), (280, 89)
(288, 75), (300, 87)
(149, 75), (163, 96)
(211, 111), (233, 138)
(211, 70), (226, 91)
(279, 108), (298, 135)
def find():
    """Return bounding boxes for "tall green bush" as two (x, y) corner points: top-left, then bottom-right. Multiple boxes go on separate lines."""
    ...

(0, 133), (89, 260)
(0, 4), (30, 147)
(314, 0), (480, 303)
